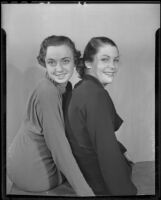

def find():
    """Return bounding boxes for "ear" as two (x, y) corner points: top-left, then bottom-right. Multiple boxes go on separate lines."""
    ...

(85, 61), (92, 69)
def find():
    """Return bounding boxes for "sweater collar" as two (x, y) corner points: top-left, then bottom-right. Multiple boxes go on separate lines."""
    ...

(83, 74), (105, 89)
(45, 72), (67, 94)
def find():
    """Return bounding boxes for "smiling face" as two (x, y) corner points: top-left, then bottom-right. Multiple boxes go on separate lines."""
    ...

(45, 45), (75, 84)
(86, 44), (119, 86)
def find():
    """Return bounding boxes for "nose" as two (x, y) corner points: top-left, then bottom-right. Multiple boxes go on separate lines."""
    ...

(108, 61), (115, 70)
(55, 62), (63, 72)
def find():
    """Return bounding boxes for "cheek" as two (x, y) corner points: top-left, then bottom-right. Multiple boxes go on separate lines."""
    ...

(65, 63), (75, 72)
(46, 65), (53, 72)
(69, 66), (74, 77)
(95, 62), (104, 74)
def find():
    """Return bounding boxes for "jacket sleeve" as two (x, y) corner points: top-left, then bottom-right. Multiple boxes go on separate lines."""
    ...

(86, 90), (137, 195)
(39, 86), (94, 196)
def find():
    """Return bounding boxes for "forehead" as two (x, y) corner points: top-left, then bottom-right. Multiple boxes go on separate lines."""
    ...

(96, 45), (119, 57)
(46, 45), (73, 58)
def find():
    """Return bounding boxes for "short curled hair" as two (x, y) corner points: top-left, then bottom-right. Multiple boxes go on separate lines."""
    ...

(77, 37), (118, 79)
(37, 35), (81, 68)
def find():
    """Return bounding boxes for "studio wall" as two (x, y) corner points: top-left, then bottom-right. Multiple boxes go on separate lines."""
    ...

(2, 3), (160, 162)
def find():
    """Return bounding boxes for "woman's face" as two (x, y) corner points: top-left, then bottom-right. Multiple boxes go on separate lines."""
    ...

(45, 45), (75, 84)
(87, 44), (119, 86)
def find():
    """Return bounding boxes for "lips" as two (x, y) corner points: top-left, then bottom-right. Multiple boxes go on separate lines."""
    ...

(56, 73), (66, 76)
(55, 73), (67, 79)
(103, 72), (115, 76)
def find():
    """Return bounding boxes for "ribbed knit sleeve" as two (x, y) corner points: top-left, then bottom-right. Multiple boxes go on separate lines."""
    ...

(38, 83), (94, 196)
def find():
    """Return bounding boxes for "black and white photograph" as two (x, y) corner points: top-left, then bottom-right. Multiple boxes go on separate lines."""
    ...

(1, 2), (160, 198)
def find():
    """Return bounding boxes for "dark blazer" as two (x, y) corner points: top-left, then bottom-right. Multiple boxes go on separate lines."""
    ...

(65, 75), (137, 195)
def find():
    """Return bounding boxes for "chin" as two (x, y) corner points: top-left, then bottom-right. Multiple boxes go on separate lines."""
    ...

(54, 78), (68, 84)
(54, 75), (72, 84)
(103, 78), (114, 85)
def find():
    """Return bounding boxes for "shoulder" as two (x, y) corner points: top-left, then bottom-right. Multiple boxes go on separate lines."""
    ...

(73, 80), (108, 108)
(37, 78), (58, 95)
(33, 78), (59, 104)
(76, 79), (106, 98)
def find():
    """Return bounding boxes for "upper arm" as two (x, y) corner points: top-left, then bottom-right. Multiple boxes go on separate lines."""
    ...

(86, 90), (116, 150)
(38, 85), (95, 196)
(38, 86), (64, 151)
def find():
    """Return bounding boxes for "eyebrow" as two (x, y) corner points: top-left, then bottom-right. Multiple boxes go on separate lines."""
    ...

(101, 55), (120, 58)
(46, 57), (71, 60)
(46, 58), (55, 60)
(62, 57), (71, 60)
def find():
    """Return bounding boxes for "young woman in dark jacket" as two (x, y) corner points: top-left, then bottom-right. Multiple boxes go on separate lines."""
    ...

(65, 37), (138, 196)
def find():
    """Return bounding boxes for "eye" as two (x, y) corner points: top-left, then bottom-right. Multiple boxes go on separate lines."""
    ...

(114, 59), (119, 63)
(47, 60), (57, 66)
(62, 59), (70, 64)
(101, 58), (110, 62)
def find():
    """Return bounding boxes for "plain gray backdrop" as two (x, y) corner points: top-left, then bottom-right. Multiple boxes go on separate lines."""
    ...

(2, 3), (160, 162)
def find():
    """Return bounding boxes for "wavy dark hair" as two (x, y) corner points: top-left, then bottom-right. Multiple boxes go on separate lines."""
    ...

(77, 37), (118, 78)
(37, 35), (81, 68)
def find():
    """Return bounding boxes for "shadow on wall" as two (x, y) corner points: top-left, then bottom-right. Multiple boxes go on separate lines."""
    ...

(7, 64), (45, 150)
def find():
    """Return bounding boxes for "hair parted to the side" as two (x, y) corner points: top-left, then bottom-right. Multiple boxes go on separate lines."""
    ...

(37, 35), (81, 68)
(76, 37), (118, 79)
